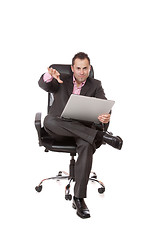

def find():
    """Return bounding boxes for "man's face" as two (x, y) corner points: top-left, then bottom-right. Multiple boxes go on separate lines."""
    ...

(71, 58), (91, 84)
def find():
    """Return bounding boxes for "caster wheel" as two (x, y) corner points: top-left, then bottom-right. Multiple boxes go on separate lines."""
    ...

(91, 172), (97, 179)
(98, 187), (105, 194)
(65, 194), (72, 200)
(91, 175), (97, 179)
(35, 185), (42, 192)
(57, 171), (62, 177)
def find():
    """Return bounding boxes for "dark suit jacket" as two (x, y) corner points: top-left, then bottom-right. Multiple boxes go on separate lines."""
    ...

(38, 73), (107, 118)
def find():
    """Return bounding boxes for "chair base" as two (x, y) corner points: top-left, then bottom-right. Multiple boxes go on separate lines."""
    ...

(35, 170), (105, 200)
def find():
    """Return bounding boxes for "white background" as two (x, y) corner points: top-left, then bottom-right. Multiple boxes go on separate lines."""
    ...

(0, 0), (160, 239)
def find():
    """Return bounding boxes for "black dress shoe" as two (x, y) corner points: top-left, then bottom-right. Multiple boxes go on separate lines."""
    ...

(103, 132), (123, 150)
(72, 196), (90, 219)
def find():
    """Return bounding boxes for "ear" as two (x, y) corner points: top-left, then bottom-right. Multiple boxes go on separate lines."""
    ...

(71, 65), (74, 73)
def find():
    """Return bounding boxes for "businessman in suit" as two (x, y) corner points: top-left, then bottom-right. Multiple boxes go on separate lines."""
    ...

(38, 52), (123, 219)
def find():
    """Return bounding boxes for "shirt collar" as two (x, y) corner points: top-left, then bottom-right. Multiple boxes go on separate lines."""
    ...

(73, 75), (86, 87)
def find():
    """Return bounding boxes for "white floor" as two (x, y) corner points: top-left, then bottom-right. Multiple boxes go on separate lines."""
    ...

(1, 135), (160, 240)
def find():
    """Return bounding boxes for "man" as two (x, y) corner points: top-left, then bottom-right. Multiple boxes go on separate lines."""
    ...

(38, 52), (123, 219)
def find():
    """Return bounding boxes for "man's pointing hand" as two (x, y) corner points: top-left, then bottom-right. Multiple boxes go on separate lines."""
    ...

(47, 67), (63, 83)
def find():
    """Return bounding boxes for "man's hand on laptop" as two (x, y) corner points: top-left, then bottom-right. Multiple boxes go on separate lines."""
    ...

(47, 68), (63, 83)
(98, 113), (111, 123)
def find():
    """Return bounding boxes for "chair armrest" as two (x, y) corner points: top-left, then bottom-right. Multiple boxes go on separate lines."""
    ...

(35, 112), (43, 146)
(103, 122), (110, 132)
(35, 112), (41, 126)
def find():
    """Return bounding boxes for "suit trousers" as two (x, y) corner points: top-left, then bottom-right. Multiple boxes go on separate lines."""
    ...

(44, 115), (99, 198)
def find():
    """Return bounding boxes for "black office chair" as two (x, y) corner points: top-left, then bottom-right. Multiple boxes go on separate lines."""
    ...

(35, 64), (108, 200)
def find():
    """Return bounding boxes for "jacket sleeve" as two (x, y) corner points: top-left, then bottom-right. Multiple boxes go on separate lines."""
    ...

(38, 74), (59, 93)
(94, 81), (107, 100)
(95, 81), (112, 116)
(94, 80), (111, 131)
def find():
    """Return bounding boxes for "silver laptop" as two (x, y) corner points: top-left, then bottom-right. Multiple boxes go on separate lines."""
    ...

(61, 94), (115, 123)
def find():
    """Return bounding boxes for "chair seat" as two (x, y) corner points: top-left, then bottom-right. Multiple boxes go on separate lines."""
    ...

(42, 139), (77, 153)
(41, 128), (77, 154)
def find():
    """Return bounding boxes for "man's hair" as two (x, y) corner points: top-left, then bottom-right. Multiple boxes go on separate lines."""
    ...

(72, 52), (90, 66)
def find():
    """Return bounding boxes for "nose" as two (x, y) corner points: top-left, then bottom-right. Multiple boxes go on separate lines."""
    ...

(80, 69), (84, 75)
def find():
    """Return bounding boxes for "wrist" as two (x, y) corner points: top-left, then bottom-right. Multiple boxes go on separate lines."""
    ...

(43, 72), (53, 82)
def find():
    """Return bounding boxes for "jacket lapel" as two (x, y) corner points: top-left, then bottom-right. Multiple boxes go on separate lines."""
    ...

(80, 77), (92, 96)
(65, 75), (74, 96)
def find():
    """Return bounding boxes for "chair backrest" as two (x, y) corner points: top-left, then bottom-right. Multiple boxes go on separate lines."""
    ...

(47, 64), (94, 113)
